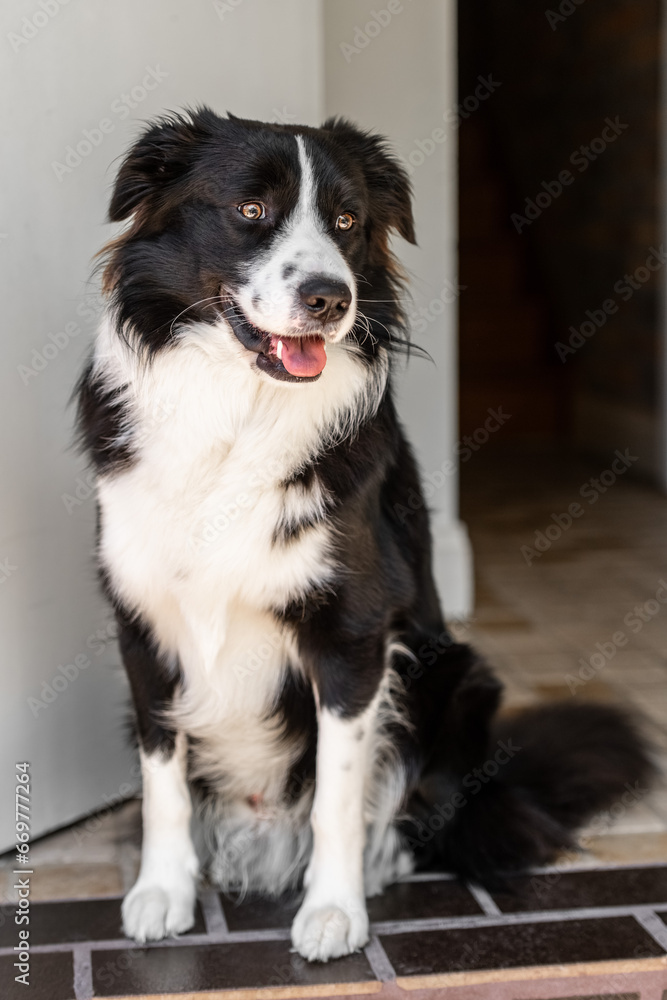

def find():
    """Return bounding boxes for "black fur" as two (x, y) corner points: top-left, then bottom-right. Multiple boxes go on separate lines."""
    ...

(401, 649), (655, 884)
(80, 107), (656, 900)
(116, 606), (180, 757)
(74, 361), (134, 474)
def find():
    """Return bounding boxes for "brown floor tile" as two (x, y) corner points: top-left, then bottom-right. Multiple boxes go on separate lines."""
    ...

(4, 863), (125, 902)
(0, 866), (11, 904)
(527, 992), (642, 1000)
(380, 915), (664, 977)
(220, 889), (301, 931)
(1, 951), (74, 1000)
(531, 679), (622, 703)
(366, 879), (483, 922)
(91, 939), (377, 996)
(0, 897), (205, 947)
(491, 865), (667, 912)
(221, 880), (482, 932)
(585, 832), (667, 864)
(581, 801), (667, 838)
(461, 446), (667, 846)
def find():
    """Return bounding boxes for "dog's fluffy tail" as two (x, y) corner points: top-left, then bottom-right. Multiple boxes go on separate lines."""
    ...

(402, 647), (658, 885)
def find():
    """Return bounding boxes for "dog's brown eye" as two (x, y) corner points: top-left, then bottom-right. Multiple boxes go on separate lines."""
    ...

(239, 202), (265, 220)
(336, 212), (356, 231)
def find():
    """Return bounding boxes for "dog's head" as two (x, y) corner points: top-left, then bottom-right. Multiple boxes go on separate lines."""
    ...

(102, 107), (415, 383)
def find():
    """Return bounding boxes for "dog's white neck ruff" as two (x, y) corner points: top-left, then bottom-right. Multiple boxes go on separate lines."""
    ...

(94, 131), (395, 902)
(93, 305), (388, 799)
(94, 310), (387, 625)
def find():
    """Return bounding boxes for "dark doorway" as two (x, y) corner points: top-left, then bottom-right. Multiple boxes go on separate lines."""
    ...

(458, 0), (661, 475)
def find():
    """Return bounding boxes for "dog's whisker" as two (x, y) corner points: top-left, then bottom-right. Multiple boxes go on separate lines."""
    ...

(168, 296), (227, 337)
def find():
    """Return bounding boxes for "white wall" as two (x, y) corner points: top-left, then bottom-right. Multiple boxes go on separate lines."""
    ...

(324, 0), (472, 617)
(0, 0), (323, 850)
(0, 0), (467, 848)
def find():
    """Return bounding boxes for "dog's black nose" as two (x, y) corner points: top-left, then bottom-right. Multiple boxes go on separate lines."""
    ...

(298, 277), (351, 324)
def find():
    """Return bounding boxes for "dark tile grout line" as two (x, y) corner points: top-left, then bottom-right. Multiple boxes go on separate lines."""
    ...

(4, 903), (667, 958)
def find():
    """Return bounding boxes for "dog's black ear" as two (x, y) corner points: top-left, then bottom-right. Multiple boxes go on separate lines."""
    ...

(109, 108), (217, 221)
(323, 117), (416, 244)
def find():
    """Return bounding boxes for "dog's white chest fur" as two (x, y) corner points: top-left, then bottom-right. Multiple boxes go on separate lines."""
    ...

(94, 315), (386, 797)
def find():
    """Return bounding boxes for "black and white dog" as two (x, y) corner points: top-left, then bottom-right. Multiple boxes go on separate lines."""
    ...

(77, 108), (652, 962)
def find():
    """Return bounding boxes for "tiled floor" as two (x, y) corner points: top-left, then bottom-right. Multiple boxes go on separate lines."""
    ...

(3, 866), (667, 997)
(2, 443), (667, 998)
(459, 443), (667, 858)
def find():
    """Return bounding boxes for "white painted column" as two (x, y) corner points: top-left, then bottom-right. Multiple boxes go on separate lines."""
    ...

(323, 0), (473, 616)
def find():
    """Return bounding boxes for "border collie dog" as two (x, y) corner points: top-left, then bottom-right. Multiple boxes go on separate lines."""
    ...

(78, 109), (652, 962)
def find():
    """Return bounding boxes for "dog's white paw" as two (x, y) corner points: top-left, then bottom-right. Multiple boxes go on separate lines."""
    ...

(291, 898), (369, 962)
(122, 879), (196, 942)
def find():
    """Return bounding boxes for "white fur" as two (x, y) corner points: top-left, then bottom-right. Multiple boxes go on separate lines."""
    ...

(291, 700), (377, 961)
(122, 735), (199, 942)
(96, 315), (387, 809)
(235, 136), (357, 341)
(100, 140), (402, 959)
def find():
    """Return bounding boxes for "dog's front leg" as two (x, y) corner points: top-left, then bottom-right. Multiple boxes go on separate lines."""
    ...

(291, 686), (380, 962)
(118, 615), (199, 942)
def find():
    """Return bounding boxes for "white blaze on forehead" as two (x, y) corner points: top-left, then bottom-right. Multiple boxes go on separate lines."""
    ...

(233, 135), (357, 340)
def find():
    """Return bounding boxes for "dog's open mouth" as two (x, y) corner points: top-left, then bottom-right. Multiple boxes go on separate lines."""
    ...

(226, 303), (326, 382)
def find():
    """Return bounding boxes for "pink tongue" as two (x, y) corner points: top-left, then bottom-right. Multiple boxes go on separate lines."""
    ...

(275, 336), (327, 377)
